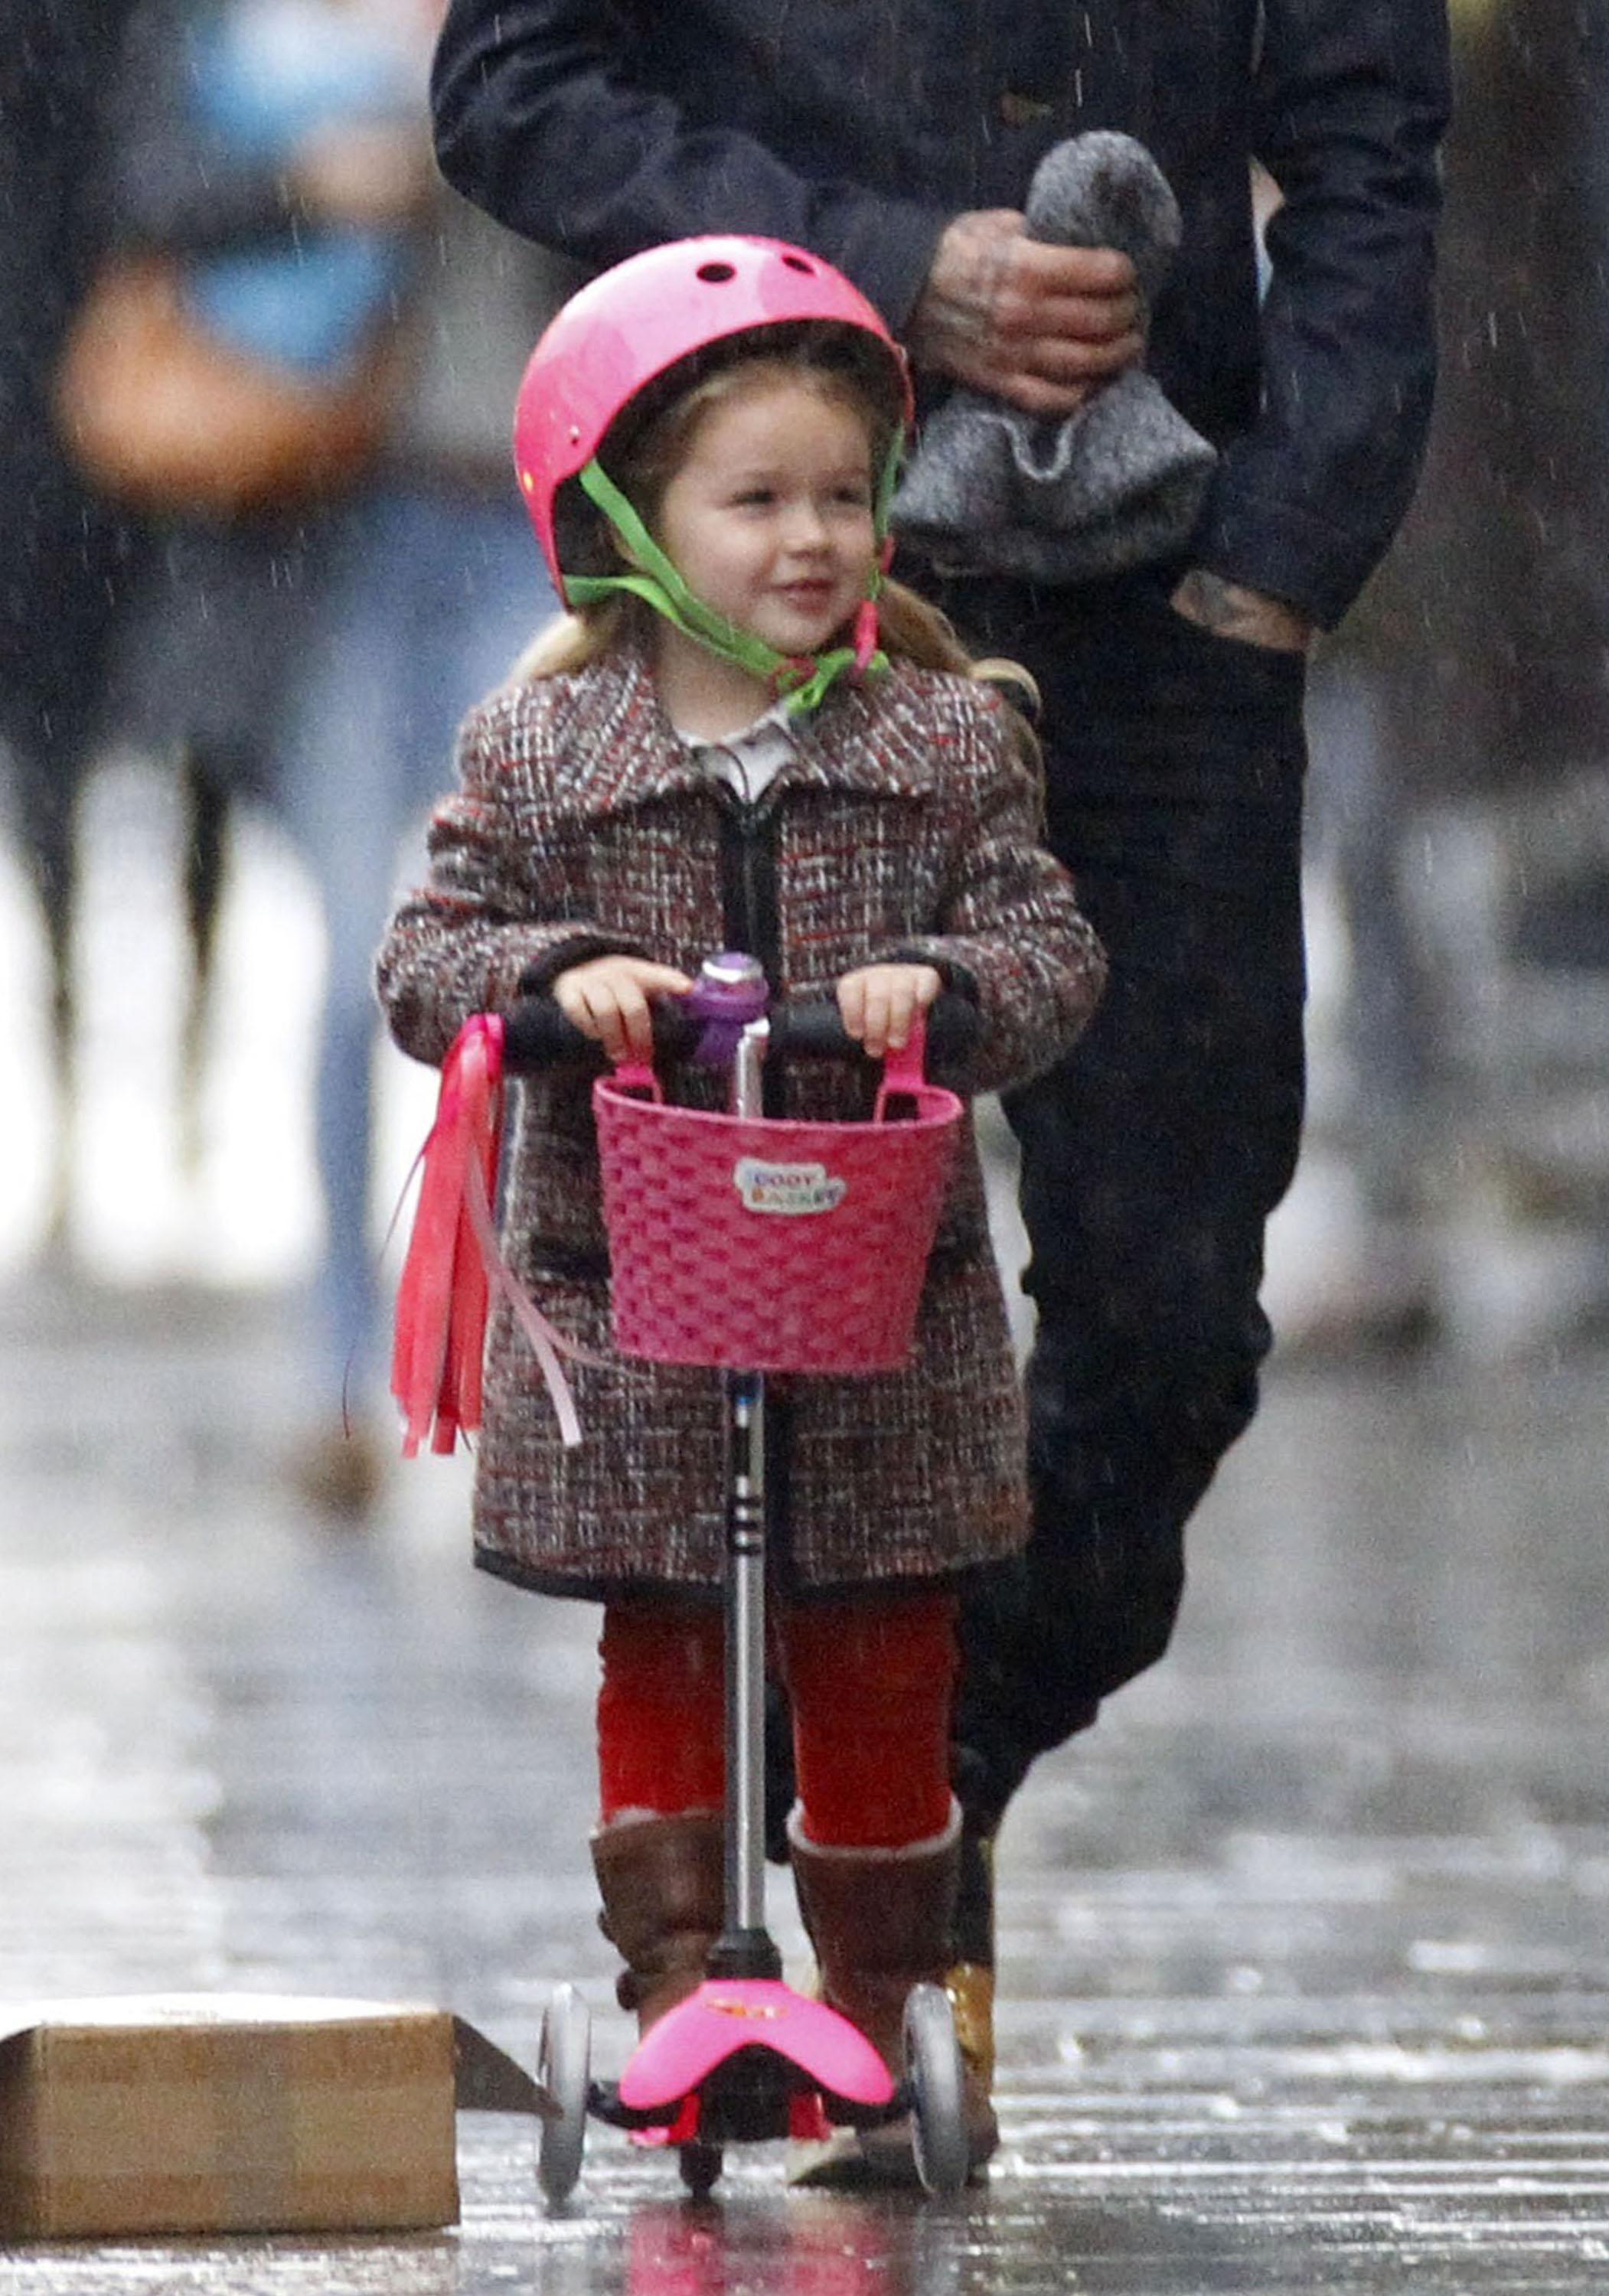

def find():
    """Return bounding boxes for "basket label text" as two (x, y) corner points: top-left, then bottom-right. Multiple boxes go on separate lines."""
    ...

(733, 1157), (848, 1216)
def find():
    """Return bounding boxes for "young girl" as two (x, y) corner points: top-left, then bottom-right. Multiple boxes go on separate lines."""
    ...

(376, 236), (1105, 2180)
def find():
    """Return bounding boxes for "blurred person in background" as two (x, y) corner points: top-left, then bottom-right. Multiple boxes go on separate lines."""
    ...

(276, 34), (574, 1516)
(83, 0), (432, 1506)
(0, 1), (144, 1244)
(76, 0), (568, 1515)
(1271, 0), (1609, 1359)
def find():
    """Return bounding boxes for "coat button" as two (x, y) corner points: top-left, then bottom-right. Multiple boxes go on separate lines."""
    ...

(997, 90), (1053, 129)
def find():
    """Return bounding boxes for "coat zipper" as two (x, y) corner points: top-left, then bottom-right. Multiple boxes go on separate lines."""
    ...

(714, 786), (784, 1115)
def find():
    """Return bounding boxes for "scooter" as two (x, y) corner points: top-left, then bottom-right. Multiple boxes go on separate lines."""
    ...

(524, 954), (977, 2202)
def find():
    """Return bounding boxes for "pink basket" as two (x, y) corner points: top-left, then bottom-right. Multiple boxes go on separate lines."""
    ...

(593, 1035), (964, 1373)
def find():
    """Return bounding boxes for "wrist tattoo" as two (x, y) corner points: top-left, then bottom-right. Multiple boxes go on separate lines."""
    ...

(1173, 569), (1312, 652)
(1174, 569), (1258, 635)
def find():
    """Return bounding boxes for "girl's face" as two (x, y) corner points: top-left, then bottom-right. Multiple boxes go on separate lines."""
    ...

(651, 374), (879, 660)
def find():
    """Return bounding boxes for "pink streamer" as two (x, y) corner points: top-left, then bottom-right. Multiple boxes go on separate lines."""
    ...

(391, 1013), (598, 1455)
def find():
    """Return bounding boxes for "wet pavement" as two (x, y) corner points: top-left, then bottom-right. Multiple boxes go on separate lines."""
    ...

(2, 757), (1607, 2288)
(4, 1259), (1609, 2293)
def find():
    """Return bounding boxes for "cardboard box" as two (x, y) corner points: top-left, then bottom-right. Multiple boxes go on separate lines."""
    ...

(0, 1994), (462, 2239)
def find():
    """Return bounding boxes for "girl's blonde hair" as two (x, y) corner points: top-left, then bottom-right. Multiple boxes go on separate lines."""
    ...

(511, 326), (1040, 732)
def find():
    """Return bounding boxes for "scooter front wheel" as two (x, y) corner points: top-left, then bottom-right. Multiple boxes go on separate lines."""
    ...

(905, 1983), (969, 2197)
(678, 2139), (723, 2197)
(537, 1983), (592, 2203)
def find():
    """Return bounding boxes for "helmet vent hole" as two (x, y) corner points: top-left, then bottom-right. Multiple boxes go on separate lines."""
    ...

(696, 261), (737, 283)
(782, 253), (814, 273)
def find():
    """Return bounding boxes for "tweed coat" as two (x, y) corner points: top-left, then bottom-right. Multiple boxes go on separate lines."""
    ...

(377, 642), (1105, 1600)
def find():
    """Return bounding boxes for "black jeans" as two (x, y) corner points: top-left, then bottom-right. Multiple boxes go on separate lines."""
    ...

(937, 570), (1310, 1828)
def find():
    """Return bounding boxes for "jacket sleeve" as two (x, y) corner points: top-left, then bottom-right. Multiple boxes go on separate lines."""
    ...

(1196, 0), (1453, 628)
(428, 0), (945, 325)
(889, 689), (1107, 1098)
(376, 694), (645, 1068)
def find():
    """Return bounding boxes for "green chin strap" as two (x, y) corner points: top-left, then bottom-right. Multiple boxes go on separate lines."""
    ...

(566, 443), (901, 719)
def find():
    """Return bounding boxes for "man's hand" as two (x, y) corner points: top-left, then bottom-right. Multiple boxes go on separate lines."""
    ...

(907, 209), (1144, 416)
(1169, 569), (1314, 655)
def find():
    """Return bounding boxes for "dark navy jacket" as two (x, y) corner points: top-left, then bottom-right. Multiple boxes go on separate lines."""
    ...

(431, 0), (1451, 628)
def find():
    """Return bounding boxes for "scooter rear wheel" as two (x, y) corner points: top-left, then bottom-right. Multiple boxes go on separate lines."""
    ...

(905, 1982), (969, 2196)
(537, 1983), (591, 2203)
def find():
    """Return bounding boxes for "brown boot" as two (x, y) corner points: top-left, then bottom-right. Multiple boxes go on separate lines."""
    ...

(590, 1812), (725, 2033)
(787, 1802), (997, 2185)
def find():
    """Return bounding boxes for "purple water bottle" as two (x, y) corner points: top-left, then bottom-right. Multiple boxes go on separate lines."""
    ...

(683, 951), (769, 1071)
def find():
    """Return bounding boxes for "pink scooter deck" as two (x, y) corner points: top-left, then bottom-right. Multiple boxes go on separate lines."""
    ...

(617, 1978), (895, 2114)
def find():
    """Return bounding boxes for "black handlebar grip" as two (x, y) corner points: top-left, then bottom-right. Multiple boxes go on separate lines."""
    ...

(922, 992), (984, 1080)
(769, 992), (981, 1082)
(501, 993), (703, 1075)
(499, 995), (602, 1074)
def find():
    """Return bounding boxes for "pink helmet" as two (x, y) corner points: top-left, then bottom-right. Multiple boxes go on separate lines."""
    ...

(514, 235), (912, 602)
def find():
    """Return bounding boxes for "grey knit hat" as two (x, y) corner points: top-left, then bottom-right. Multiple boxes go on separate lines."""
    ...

(891, 133), (1216, 582)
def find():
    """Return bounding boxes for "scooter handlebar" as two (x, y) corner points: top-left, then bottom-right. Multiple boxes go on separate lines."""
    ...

(499, 987), (981, 1081)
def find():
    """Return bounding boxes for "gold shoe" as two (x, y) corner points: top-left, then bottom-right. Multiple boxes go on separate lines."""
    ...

(944, 1958), (999, 2167)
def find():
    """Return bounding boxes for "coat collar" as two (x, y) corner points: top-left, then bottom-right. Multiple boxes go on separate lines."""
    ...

(533, 642), (940, 818)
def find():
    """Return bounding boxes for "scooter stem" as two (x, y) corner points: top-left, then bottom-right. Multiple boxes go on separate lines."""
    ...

(708, 1001), (783, 1981)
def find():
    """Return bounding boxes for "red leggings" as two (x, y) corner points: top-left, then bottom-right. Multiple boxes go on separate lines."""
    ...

(596, 1593), (958, 1848)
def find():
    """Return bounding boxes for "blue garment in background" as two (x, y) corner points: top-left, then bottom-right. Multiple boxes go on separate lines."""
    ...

(278, 487), (554, 1396)
(184, 0), (414, 373)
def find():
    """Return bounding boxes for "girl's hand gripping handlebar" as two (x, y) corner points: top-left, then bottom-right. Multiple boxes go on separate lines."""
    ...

(501, 965), (982, 1084)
